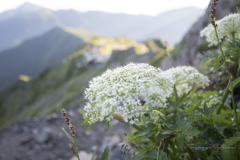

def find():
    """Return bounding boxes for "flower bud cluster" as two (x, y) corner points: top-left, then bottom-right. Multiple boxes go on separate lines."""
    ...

(199, 98), (222, 109)
(61, 109), (76, 137)
(162, 66), (210, 96)
(210, 0), (219, 27)
(152, 110), (165, 124)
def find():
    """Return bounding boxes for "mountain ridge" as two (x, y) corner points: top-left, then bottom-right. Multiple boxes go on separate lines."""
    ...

(0, 2), (204, 51)
(0, 26), (95, 88)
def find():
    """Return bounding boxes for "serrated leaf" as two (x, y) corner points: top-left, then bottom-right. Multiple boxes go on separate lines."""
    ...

(185, 128), (201, 136)
(177, 133), (184, 151)
(106, 121), (112, 131)
(147, 130), (155, 137)
(214, 123), (227, 138)
(100, 145), (109, 160)
(181, 121), (193, 132)
(211, 111), (233, 125)
(229, 76), (240, 91)
(62, 128), (75, 145)
(203, 103), (209, 115)
(86, 124), (94, 133)
(185, 106), (197, 114)
(162, 130), (173, 134)
(135, 131), (149, 137)
(163, 122), (174, 129)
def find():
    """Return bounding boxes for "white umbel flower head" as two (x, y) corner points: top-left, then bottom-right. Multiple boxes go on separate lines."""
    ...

(200, 13), (240, 46)
(162, 66), (210, 96)
(84, 63), (174, 124)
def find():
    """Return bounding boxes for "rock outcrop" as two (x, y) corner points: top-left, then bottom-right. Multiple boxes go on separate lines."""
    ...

(161, 0), (240, 69)
(0, 106), (130, 160)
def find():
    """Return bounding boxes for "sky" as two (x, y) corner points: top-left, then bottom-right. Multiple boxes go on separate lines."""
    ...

(0, 0), (211, 16)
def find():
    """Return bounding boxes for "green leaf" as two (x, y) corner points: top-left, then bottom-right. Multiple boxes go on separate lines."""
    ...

(156, 134), (165, 145)
(181, 121), (193, 132)
(177, 134), (184, 151)
(234, 132), (240, 137)
(79, 109), (86, 117)
(185, 106), (197, 114)
(100, 145), (109, 160)
(79, 118), (89, 126)
(162, 130), (173, 134)
(224, 137), (240, 145)
(237, 7), (240, 14)
(135, 131), (149, 137)
(62, 128), (75, 145)
(147, 122), (156, 129)
(147, 130), (155, 137)
(211, 111), (233, 125)
(143, 150), (157, 159)
(214, 123), (227, 138)
(91, 147), (97, 160)
(221, 145), (234, 160)
(229, 76), (240, 91)
(203, 103), (209, 115)
(185, 128), (201, 136)
(180, 90), (192, 102)
(184, 155), (188, 160)
(106, 121), (112, 131)
(163, 122), (174, 129)
(86, 124), (94, 133)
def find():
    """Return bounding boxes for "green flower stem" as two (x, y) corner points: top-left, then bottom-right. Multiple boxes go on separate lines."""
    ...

(132, 123), (155, 143)
(74, 137), (80, 160)
(213, 27), (232, 84)
(212, 23), (239, 160)
(230, 32), (239, 132)
(216, 81), (230, 114)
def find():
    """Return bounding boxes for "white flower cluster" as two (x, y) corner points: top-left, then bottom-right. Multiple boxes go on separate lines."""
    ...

(84, 63), (173, 124)
(200, 13), (240, 46)
(162, 66), (210, 96)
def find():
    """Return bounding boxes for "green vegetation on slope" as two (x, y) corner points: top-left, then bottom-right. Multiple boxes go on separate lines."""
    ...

(0, 27), (96, 88)
(0, 37), (168, 130)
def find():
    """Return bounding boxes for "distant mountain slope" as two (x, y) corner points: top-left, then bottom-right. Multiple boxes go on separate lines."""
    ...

(0, 2), (204, 51)
(0, 27), (95, 88)
(0, 7), (57, 51)
(0, 38), (166, 130)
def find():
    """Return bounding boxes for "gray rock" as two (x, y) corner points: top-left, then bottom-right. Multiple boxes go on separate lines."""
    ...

(34, 127), (51, 143)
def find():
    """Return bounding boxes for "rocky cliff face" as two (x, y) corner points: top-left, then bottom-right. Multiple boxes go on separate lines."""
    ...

(0, 106), (130, 160)
(161, 0), (240, 69)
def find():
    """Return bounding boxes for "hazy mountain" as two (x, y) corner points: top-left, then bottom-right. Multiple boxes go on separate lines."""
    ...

(0, 26), (95, 88)
(0, 38), (166, 130)
(0, 2), (204, 51)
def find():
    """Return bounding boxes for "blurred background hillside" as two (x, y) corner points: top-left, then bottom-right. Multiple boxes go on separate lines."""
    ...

(0, 0), (240, 159)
